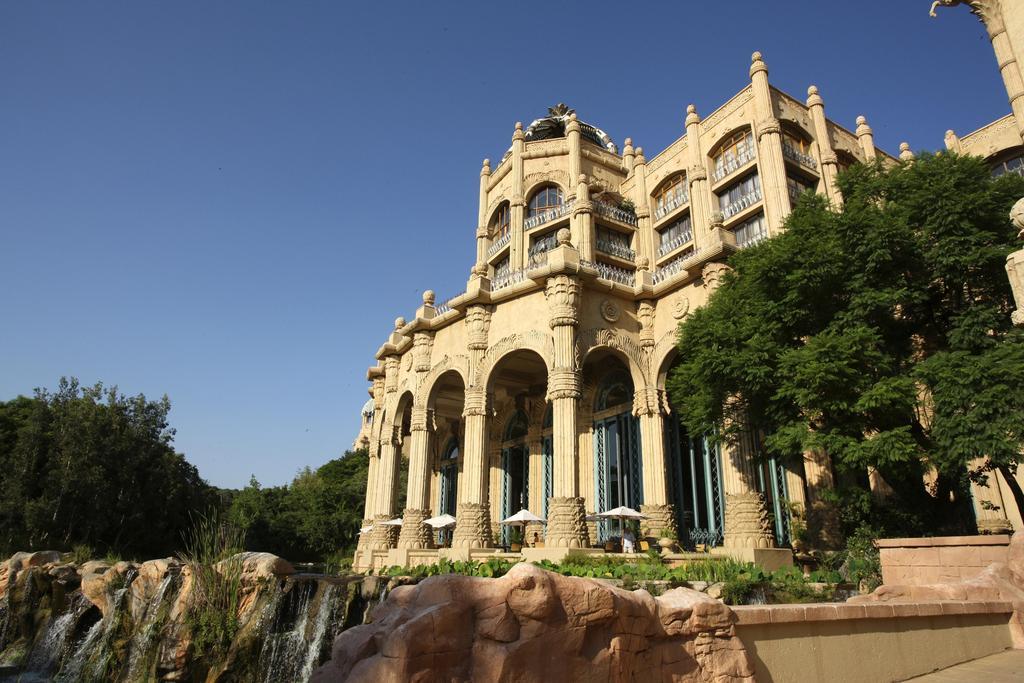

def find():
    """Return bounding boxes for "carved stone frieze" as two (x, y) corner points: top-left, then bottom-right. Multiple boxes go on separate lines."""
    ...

(413, 331), (434, 373)
(466, 305), (492, 351)
(384, 356), (400, 393)
(601, 299), (620, 323)
(637, 301), (655, 347)
(701, 262), (733, 293)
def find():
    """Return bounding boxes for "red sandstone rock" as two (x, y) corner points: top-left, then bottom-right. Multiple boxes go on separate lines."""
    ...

(311, 563), (754, 683)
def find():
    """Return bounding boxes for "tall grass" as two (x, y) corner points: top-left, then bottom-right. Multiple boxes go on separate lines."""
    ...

(177, 511), (245, 656)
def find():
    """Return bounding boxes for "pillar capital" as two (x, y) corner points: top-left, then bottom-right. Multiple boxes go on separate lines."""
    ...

(545, 275), (581, 328)
(756, 117), (781, 140)
(465, 304), (491, 350)
(413, 331), (434, 372)
(749, 50), (768, 78)
(463, 388), (491, 417)
(410, 405), (433, 432)
(546, 369), (581, 401)
(632, 386), (669, 416)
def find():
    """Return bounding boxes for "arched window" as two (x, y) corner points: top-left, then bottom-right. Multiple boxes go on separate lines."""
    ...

(490, 203), (510, 239)
(528, 186), (564, 218)
(654, 174), (688, 219)
(992, 149), (1024, 178)
(504, 410), (529, 442)
(782, 130), (816, 169)
(444, 438), (459, 460)
(595, 369), (633, 412)
(712, 129), (755, 181)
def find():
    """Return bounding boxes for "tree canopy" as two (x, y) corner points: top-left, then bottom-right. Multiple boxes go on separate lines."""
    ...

(667, 153), (1024, 534)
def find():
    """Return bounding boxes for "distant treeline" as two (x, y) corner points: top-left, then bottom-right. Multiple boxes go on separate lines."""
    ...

(0, 378), (368, 562)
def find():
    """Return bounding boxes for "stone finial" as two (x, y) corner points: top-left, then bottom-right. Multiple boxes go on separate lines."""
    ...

(394, 317), (406, 330)
(566, 112), (580, 133)
(422, 290), (435, 305)
(471, 262), (488, 277)
(635, 147), (645, 164)
(1011, 197), (1024, 240)
(855, 115), (873, 136)
(513, 121), (524, 141)
(899, 142), (915, 161)
(944, 129), (961, 152)
(481, 158), (491, 175)
(750, 51), (767, 77)
(711, 211), (724, 228)
(685, 104), (700, 127)
(636, 256), (650, 272)
(806, 85), (823, 107)
(557, 228), (572, 245)
(623, 137), (634, 154)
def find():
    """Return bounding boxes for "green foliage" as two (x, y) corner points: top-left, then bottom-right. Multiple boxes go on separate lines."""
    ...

(668, 154), (1024, 533)
(0, 378), (217, 558)
(177, 511), (245, 657)
(381, 557), (516, 579)
(224, 448), (369, 563)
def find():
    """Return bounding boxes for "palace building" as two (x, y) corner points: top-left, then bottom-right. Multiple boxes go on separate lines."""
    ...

(353, 1), (1024, 572)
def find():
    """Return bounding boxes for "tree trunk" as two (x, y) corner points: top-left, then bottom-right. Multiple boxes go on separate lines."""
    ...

(997, 464), (1024, 528)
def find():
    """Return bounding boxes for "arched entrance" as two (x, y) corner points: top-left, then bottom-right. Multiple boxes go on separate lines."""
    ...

(590, 362), (643, 542)
(500, 410), (530, 545)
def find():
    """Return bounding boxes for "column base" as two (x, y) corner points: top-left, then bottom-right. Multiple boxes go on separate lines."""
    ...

(546, 497), (590, 548)
(353, 517), (373, 571)
(452, 503), (493, 548)
(807, 500), (843, 550)
(639, 504), (678, 541)
(977, 517), (1015, 535)
(397, 508), (434, 549)
(369, 513), (398, 550)
(723, 492), (775, 549)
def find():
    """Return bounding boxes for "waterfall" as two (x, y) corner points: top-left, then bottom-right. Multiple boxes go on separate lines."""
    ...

(256, 579), (343, 683)
(54, 617), (104, 682)
(122, 572), (178, 681)
(24, 594), (92, 675)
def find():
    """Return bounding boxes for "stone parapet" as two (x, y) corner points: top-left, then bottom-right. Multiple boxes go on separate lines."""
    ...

(451, 502), (493, 548)
(545, 497), (589, 548)
(397, 508), (434, 549)
(875, 535), (1011, 586)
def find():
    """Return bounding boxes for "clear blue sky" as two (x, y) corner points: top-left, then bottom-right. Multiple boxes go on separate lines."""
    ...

(0, 1), (1009, 489)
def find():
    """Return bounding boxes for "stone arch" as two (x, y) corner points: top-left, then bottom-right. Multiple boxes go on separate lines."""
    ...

(577, 327), (650, 389)
(652, 330), (681, 390)
(707, 123), (754, 161)
(523, 170), (569, 201)
(417, 355), (470, 407)
(779, 118), (814, 145)
(475, 331), (554, 390)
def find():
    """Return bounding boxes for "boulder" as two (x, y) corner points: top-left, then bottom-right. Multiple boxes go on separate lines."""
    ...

(82, 561), (139, 617)
(227, 551), (295, 581)
(311, 563), (755, 683)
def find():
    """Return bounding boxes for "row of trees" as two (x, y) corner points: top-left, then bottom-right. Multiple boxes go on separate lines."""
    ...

(669, 153), (1024, 540)
(0, 378), (368, 561)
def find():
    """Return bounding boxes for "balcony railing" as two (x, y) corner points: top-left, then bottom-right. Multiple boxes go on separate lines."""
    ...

(658, 228), (693, 258)
(434, 294), (459, 315)
(721, 187), (763, 219)
(487, 231), (511, 258)
(524, 201), (574, 230)
(782, 144), (817, 170)
(492, 268), (525, 291)
(653, 248), (699, 284)
(593, 201), (638, 226)
(654, 188), (689, 221)
(527, 235), (558, 268)
(595, 238), (635, 262)
(583, 260), (634, 286)
(712, 147), (756, 182)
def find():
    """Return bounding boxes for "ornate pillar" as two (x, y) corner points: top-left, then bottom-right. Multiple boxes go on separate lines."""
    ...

(749, 51), (791, 236)
(510, 122), (526, 271)
(970, 459), (1015, 534)
(398, 405), (435, 549)
(632, 148), (654, 266)
(476, 159), (492, 269)
(544, 275), (589, 548)
(721, 432), (775, 549)
(571, 174), (594, 261)
(370, 431), (400, 550)
(566, 114), (582, 198)
(803, 449), (842, 549)
(452, 388), (493, 548)
(805, 86), (842, 208)
(855, 116), (877, 162)
(634, 385), (677, 539)
(1005, 198), (1024, 326)
(685, 105), (714, 248)
(622, 137), (636, 174)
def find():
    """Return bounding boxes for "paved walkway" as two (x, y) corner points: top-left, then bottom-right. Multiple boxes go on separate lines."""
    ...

(906, 649), (1024, 681)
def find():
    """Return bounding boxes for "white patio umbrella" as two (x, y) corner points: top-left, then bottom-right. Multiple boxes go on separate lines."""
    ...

(358, 525), (372, 535)
(597, 506), (646, 539)
(423, 513), (457, 528)
(500, 509), (545, 546)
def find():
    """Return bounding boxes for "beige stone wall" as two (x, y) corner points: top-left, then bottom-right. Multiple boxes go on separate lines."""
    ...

(876, 535), (1011, 585)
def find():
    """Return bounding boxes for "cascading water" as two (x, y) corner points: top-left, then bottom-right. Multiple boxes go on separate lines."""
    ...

(24, 594), (93, 676)
(256, 578), (344, 683)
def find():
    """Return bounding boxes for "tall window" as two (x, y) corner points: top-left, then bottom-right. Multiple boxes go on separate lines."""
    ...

(712, 130), (755, 180)
(528, 186), (564, 217)
(718, 173), (761, 218)
(490, 203), (510, 238)
(494, 256), (510, 279)
(658, 214), (692, 256)
(992, 152), (1024, 178)
(654, 174), (687, 218)
(734, 212), (767, 248)
(782, 131), (810, 155)
(787, 176), (814, 205)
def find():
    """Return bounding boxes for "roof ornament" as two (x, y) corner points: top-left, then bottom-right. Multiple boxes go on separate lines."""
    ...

(929, 0), (986, 21)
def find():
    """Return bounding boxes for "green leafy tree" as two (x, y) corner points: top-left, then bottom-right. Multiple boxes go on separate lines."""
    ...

(668, 154), (1024, 534)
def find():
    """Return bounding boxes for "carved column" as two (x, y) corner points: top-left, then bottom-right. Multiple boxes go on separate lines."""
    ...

(803, 449), (842, 549)
(398, 405), (435, 549)
(510, 122), (526, 271)
(634, 386), (677, 539)
(1005, 198), (1024, 326)
(476, 158), (492, 269)
(855, 116), (877, 162)
(544, 275), (589, 548)
(566, 114), (582, 198)
(452, 388), (493, 548)
(983, 7), (1024, 139)
(370, 432), (400, 550)
(749, 51), (791, 236)
(571, 174), (594, 261)
(685, 105), (714, 248)
(970, 459), (1015, 534)
(721, 432), (775, 549)
(805, 85), (842, 208)
(632, 148), (654, 265)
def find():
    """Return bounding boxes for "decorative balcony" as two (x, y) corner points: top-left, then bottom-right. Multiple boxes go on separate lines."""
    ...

(595, 238), (635, 262)
(782, 144), (817, 170)
(524, 200), (574, 230)
(593, 201), (638, 226)
(712, 147), (756, 183)
(583, 260), (633, 286)
(653, 252), (690, 284)
(527, 234), (558, 268)
(721, 187), (763, 219)
(657, 227), (693, 258)
(434, 295), (459, 315)
(492, 268), (525, 291)
(654, 187), (689, 221)
(487, 231), (511, 258)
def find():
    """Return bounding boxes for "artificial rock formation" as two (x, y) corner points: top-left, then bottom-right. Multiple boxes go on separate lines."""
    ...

(311, 563), (755, 683)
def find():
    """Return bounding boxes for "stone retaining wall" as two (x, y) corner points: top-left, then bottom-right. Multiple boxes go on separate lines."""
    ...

(733, 599), (1017, 682)
(876, 535), (1011, 586)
